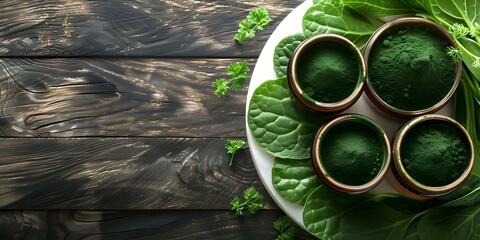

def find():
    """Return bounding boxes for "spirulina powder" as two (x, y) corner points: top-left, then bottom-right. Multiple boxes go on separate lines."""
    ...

(320, 121), (384, 185)
(401, 122), (469, 187)
(369, 26), (456, 111)
(296, 41), (359, 103)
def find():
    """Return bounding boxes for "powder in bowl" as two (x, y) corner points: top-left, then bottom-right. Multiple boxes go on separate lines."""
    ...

(288, 34), (365, 113)
(400, 121), (470, 187)
(296, 40), (359, 103)
(311, 114), (390, 194)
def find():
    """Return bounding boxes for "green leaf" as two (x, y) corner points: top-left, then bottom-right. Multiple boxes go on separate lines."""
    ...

(272, 158), (322, 205)
(302, 0), (377, 47)
(225, 139), (245, 166)
(341, 197), (433, 240)
(302, 186), (364, 239)
(212, 78), (229, 98)
(458, 38), (480, 80)
(273, 33), (306, 78)
(303, 185), (434, 239)
(230, 187), (264, 216)
(274, 216), (297, 240)
(342, 0), (417, 18)
(428, 0), (480, 28)
(400, 0), (429, 12)
(440, 173), (480, 202)
(227, 61), (250, 90)
(417, 203), (480, 240)
(403, 218), (420, 240)
(235, 8), (271, 43)
(247, 77), (324, 159)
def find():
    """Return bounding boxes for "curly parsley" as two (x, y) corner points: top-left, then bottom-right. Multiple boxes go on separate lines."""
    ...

(234, 8), (271, 44)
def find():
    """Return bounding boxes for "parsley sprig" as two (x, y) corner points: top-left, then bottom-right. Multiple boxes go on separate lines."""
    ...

(230, 187), (263, 216)
(212, 61), (250, 98)
(225, 139), (245, 166)
(234, 8), (271, 44)
(274, 216), (297, 240)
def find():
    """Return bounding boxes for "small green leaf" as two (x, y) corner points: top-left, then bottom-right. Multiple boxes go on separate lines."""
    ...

(227, 61), (250, 90)
(247, 77), (324, 159)
(230, 187), (264, 216)
(225, 139), (245, 166)
(273, 33), (306, 78)
(274, 216), (297, 240)
(212, 78), (229, 98)
(235, 8), (271, 43)
(272, 157), (321, 205)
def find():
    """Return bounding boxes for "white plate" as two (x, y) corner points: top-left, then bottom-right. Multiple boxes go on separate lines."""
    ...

(245, 0), (453, 231)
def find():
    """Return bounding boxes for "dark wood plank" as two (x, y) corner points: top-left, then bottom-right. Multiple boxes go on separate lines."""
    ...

(0, 58), (250, 137)
(0, 211), (47, 240)
(0, 0), (303, 57)
(0, 137), (278, 210)
(0, 210), (316, 240)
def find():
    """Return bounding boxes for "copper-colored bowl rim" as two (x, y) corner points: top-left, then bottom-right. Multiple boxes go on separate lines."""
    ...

(392, 114), (475, 196)
(363, 17), (462, 118)
(288, 34), (366, 113)
(311, 114), (391, 194)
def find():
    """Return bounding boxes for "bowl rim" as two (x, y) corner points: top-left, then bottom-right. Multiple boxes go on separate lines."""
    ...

(287, 34), (366, 113)
(391, 114), (475, 196)
(363, 17), (463, 118)
(311, 114), (391, 194)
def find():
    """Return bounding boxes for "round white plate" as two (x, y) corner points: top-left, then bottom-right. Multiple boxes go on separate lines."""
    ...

(245, 0), (453, 230)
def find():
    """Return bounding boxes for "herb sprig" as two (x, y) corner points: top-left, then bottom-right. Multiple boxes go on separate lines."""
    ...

(225, 139), (245, 166)
(212, 61), (250, 98)
(274, 216), (297, 240)
(230, 187), (263, 216)
(234, 8), (271, 44)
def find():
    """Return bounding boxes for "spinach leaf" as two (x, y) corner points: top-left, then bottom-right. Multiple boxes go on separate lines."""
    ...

(403, 218), (420, 240)
(341, 197), (434, 240)
(453, 73), (480, 176)
(458, 38), (480, 82)
(342, 0), (416, 18)
(440, 173), (480, 202)
(247, 77), (324, 159)
(428, 0), (480, 28)
(273, 33), (305, 78)
(302, 0), (377, 47)
(303, 186), (434, 239)
(302, 186), (364, 239)
(400, 0), (430, 12)
(417, 203), (480, 240)
(272, 157), (321, 205)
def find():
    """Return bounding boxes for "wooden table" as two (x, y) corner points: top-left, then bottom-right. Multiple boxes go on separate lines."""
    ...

(0, 1), (316, 239)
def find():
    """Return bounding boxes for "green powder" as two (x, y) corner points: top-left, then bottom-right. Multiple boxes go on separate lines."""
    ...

(400, 122), (470, 187)
(296, 41), (359, 103)
(320, 121), (384, 185)
(369, 26), (456, 111)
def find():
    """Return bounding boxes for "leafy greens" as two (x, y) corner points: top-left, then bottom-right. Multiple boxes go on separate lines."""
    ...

(212, 61), (250, 98)
(247, 0), (480, 239)
(247, 77), (324, 159)
(234, 8), (271, 44)
(272, 157), (321, 205)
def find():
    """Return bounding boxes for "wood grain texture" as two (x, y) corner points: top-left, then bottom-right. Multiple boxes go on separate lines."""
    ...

(0, 210), (316, 240)
(0, 0), (303, 57)
(0, 211), (46, 240)
(0, 137), (278, 210)
(0, 58), (251, 137)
